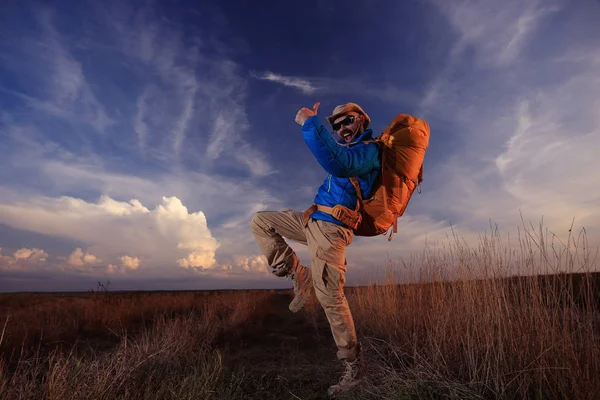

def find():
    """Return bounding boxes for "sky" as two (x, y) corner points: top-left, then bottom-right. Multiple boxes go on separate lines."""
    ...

(1, 0), (599, 292)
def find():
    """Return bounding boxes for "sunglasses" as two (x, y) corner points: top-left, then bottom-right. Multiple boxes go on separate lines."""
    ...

(332, 115), (358, 131)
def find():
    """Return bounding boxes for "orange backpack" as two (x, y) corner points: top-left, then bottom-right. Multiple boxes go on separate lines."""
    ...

(350, 114), (430, 240)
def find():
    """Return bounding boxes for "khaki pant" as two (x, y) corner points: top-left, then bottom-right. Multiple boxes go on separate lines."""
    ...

(251, 209), (359, 361)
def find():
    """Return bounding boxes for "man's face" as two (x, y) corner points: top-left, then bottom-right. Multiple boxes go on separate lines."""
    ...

(333, 113), (362, 143)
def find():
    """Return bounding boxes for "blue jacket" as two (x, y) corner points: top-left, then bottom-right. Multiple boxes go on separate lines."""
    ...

(302, 115), (381, 228)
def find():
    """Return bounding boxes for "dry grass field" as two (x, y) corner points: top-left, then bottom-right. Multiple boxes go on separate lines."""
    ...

(1, 224), (599, 399)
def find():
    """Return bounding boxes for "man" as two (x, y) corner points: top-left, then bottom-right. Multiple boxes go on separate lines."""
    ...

(251, 102), (381, 396)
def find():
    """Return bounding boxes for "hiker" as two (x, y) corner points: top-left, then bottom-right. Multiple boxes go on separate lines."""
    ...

(251, 102), (381, 396)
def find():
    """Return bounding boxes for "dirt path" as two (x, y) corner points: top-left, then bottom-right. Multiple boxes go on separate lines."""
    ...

(220, 292), (355, 400)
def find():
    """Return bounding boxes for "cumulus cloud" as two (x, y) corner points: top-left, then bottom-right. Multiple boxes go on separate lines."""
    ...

(14, 248), (48, 262)
(177, 251), (215, 270)
(235, 255), (269, 273)
(107, 263), (119, 274)
(220, 255), (270, 275)
(97, 197), (150, 216)
(68, 248), (101, 267)
(120, 255), (140, 270)
(0, 247), (49, 269)
(106, 257), (140, 274)
(0, 195), (219, 274)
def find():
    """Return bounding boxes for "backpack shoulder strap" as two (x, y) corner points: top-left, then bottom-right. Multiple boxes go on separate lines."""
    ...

(417, 164), (424, 193)
(349, 177), (363, 212)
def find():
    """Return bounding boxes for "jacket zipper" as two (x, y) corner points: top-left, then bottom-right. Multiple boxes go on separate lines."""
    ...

(327, 175), (332, 192)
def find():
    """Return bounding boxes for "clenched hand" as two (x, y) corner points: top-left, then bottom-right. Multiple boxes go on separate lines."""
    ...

(295, 102), (320, 126)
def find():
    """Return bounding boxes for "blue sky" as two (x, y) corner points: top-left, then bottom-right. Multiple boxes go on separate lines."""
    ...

(1, 0), (599, 292)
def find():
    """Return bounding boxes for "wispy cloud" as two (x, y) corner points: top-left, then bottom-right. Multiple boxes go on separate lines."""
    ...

(134, 88), (151, 154)
(34, 8), (113, 133)
(255, 71), (318, 94)
(171, 82), (197, 156)
(432, 0), (559, 68)
(234, 143), (277, 177)
(206, 113), (238, 160)
(419, 0), (559, 117)
(410, 0), (600, 249)
(98, 5), (271, 172)
(2, 0), (598, 291)
(254, 71), (416, 107)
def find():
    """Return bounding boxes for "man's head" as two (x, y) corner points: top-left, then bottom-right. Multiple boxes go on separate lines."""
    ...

(326, 103), (371, 143)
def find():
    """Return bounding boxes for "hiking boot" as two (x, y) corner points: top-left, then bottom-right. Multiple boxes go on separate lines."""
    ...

(271, 253), (300, 277)
(271, 255), (313, 312)
(288, 262), (313, 313)
(327, 356), (363, 397)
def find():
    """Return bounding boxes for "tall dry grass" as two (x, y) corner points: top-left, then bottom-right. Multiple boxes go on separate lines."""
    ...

(0, 290), (272, 399)
(349, 221), (600, 399)
(1, 220), (599, 399)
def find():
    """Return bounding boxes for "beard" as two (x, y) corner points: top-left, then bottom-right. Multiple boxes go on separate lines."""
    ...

(339, 129), (357, 143)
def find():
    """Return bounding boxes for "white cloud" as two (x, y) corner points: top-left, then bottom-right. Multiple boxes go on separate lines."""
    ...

(3, 0), (274, 182)
(177, 250), (215, 270)
(83, 253), (100, 264)
(206, 113), (239, 161)
(120, 255), (140, 270)
(97, 3), (270, 173)
(257, 71), (318, 94)
(0, 147), (284, 275)
(219, 255), (270, 275)
(254, 72), (417, 106)
(410, 0), (600, 246)
(0, 195), (219, 274)
(106, 257), (140, 273)
(494, 96), (600, 226)
(233, 143), (276, 177)
(97, 196), (150, 216)
(432, 0), (559, 68)
(171, 81), (198, 156)
(134, 88), (151, 153)
(13, 248), (48, 263)
(155, 196), (220, 261)
(2, 0), (597, 290)
(0, 247), (49, 269)
(420, 0), (559, 117)
(29, 9), (113, 133)
(234, 255), (269, 273)
(68, 248), (101, 267)
(33, 157), (282, 227)
(107, 263), (119, 274)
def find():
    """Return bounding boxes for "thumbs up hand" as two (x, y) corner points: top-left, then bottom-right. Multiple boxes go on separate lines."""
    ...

(295, 102), (320, 126)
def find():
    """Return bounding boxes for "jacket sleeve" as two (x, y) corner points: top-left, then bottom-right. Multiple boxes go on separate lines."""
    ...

(302, 115), (380, 177)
